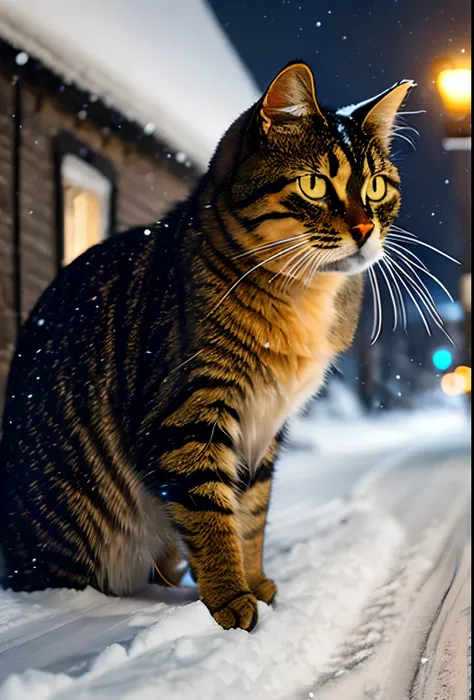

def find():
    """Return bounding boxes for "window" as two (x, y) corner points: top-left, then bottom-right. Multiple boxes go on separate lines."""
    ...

(54, 132), (116, 268)
(61, 155), (112, 265)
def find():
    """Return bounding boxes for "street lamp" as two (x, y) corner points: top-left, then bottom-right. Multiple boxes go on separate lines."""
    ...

(436, 68), (471, 120)
(433, 56), (471, 368)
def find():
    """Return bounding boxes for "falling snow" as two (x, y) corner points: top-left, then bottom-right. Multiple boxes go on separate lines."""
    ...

(15, 52), (29, 66)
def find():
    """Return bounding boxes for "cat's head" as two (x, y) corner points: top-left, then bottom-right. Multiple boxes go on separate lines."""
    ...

(211, 61), (415, 282)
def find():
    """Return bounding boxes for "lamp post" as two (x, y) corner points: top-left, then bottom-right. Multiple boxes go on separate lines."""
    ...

(433, 58), (471, 367)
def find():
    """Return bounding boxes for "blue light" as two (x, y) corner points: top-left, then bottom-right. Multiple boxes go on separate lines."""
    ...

(432, 348), (453, 371)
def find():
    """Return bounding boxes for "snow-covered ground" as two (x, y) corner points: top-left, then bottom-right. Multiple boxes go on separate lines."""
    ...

(0, 404), (470, 700)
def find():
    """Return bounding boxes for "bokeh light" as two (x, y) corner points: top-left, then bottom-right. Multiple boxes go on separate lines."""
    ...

(441, 369), (471, 397)
(436, 67), (472, 118)
(454, 365), (472, 393)
(432, 348), (453, 371)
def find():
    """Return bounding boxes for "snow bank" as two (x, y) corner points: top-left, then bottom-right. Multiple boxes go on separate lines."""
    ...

(0, 407), (468, 699)
(0, 504), (403, 700)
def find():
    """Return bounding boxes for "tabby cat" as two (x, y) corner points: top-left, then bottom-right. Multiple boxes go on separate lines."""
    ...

(0, 62), (414, 631)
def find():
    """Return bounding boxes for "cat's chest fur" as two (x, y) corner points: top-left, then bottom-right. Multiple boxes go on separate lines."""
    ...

(236, 274), (347, 471)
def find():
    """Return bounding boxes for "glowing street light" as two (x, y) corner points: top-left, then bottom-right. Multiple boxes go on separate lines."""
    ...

(433, 55), (471, 375)
(436, 68), (471, 119)
(433, 55), (471, 144)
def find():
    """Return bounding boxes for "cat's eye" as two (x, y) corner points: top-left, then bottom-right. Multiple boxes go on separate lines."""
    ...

(366, 175), (387, 202)
(298, 174), (327, 200)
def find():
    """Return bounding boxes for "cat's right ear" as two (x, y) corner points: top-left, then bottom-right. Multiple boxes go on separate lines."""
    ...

(258, 62), (326, 134)
(341, 80), (416, 148)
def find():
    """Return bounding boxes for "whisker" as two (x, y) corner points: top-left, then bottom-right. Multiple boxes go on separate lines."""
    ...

(393, 129), (418, 148)
(384, 257), (432, 337)
(385, 255), (455, 344)
(232, 231), (311, 260)
(384, 241), (429, 270)
(169, 349), (203, 375)
(387, 256), (455, 345)
(376, 261), (398, 331)
(305, 251), (322, 284)
(386, 255), (444, 325)
(299, 250), (319, 288)
(390, 224), (419, 237)
(393, 124), (420, 137)
(392, 132), (417, 150)
(381, 257), (408, 332)
(287, 249), (315, 285)
(304, 248), (334, 286)
(209, 240), (308, 314)
(270, 246), (311, 286)
(368, 267), (383, 344)
(276, 247), (328, 292)
(387, 232), (460, 265)
(373, 268), (384, 344)
(390, 150), (406, 163)
(281, 247), (320, 292)
(367, 268), (379, 343)
(385, 243), (455, 301)
(308, 248), (334, 280)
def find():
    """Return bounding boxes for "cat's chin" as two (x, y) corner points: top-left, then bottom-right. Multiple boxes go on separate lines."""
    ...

(320, 237), (384, 276)
(323, 252), (381, 275)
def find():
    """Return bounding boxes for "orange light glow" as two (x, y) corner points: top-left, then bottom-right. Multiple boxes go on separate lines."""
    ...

(436, 68), (472, 117)
(441, 369), (471, 396)
(454, 365), (472, 393)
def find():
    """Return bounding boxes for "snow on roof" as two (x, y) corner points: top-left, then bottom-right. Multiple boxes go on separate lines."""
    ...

(0, 0), (261, 169)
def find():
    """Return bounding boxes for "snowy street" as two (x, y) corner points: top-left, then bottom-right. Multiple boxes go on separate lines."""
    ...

(0, 407), (470, 700)
(0, 0), (471, 697)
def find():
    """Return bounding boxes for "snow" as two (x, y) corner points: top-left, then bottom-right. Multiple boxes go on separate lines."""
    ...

(0, 405), (468, 699)
(0, 0), (260, 168)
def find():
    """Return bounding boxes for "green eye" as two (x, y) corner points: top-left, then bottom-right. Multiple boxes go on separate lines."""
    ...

(367, 175), (387, 202)
(298, 174), (327, 200)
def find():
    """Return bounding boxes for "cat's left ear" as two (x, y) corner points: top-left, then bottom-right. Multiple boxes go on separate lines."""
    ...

(342, 80), (416, 148)
(259, 61), (326, 134)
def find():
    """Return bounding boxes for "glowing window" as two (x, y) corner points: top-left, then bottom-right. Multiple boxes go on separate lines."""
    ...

(61, 154), (112, 265)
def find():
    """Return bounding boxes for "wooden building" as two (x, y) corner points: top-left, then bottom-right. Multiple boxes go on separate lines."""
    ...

(0, 1), (259, 414)
(0, 40), (198, 413)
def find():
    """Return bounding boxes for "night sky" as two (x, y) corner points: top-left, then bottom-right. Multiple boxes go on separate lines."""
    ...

(208, 0), (471, 301)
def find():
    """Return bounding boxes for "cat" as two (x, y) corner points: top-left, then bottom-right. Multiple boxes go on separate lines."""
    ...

(0, 61), (414, 631)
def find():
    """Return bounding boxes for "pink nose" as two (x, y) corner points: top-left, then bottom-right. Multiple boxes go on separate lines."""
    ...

(352, 222), (374, 239)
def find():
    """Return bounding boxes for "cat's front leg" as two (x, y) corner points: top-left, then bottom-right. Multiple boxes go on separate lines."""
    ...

(159, 429), (258, 631)
(238, 438), (279, 605)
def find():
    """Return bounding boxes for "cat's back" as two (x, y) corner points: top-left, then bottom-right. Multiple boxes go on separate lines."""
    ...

(0, 222), (183, 592)
(0, 223), (174, 446)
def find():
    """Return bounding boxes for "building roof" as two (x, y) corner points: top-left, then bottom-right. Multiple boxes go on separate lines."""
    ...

(0, 0), (260, 169)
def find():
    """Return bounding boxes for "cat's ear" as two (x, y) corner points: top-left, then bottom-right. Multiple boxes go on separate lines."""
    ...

(341, 80), (416, 148)
(259, 62), (325, 134)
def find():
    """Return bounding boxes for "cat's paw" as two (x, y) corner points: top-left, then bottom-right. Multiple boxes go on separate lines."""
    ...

(250, 576), (277, 605)
(209, 591), (258, 631)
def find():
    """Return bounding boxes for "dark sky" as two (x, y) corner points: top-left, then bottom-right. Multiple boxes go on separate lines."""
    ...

(207, 0), (471, 301)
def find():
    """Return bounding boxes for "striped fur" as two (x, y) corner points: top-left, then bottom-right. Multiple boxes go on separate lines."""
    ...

(0, 62), (413, 630)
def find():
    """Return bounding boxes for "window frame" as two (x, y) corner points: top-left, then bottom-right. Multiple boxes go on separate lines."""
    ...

(53, 131), (116, 271)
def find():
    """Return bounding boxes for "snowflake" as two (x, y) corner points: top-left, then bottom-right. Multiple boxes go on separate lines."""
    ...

(15, 52), (29, 66)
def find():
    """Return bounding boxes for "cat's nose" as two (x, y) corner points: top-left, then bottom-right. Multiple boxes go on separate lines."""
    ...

(346, 207), (374, 245)
(351, 222), (374, 241)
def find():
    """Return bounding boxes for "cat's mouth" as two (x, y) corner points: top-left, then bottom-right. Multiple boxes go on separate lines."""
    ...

(320, 233), (384, 275)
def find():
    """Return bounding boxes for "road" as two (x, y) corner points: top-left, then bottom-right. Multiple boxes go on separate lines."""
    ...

(308, 440), (471, 700)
